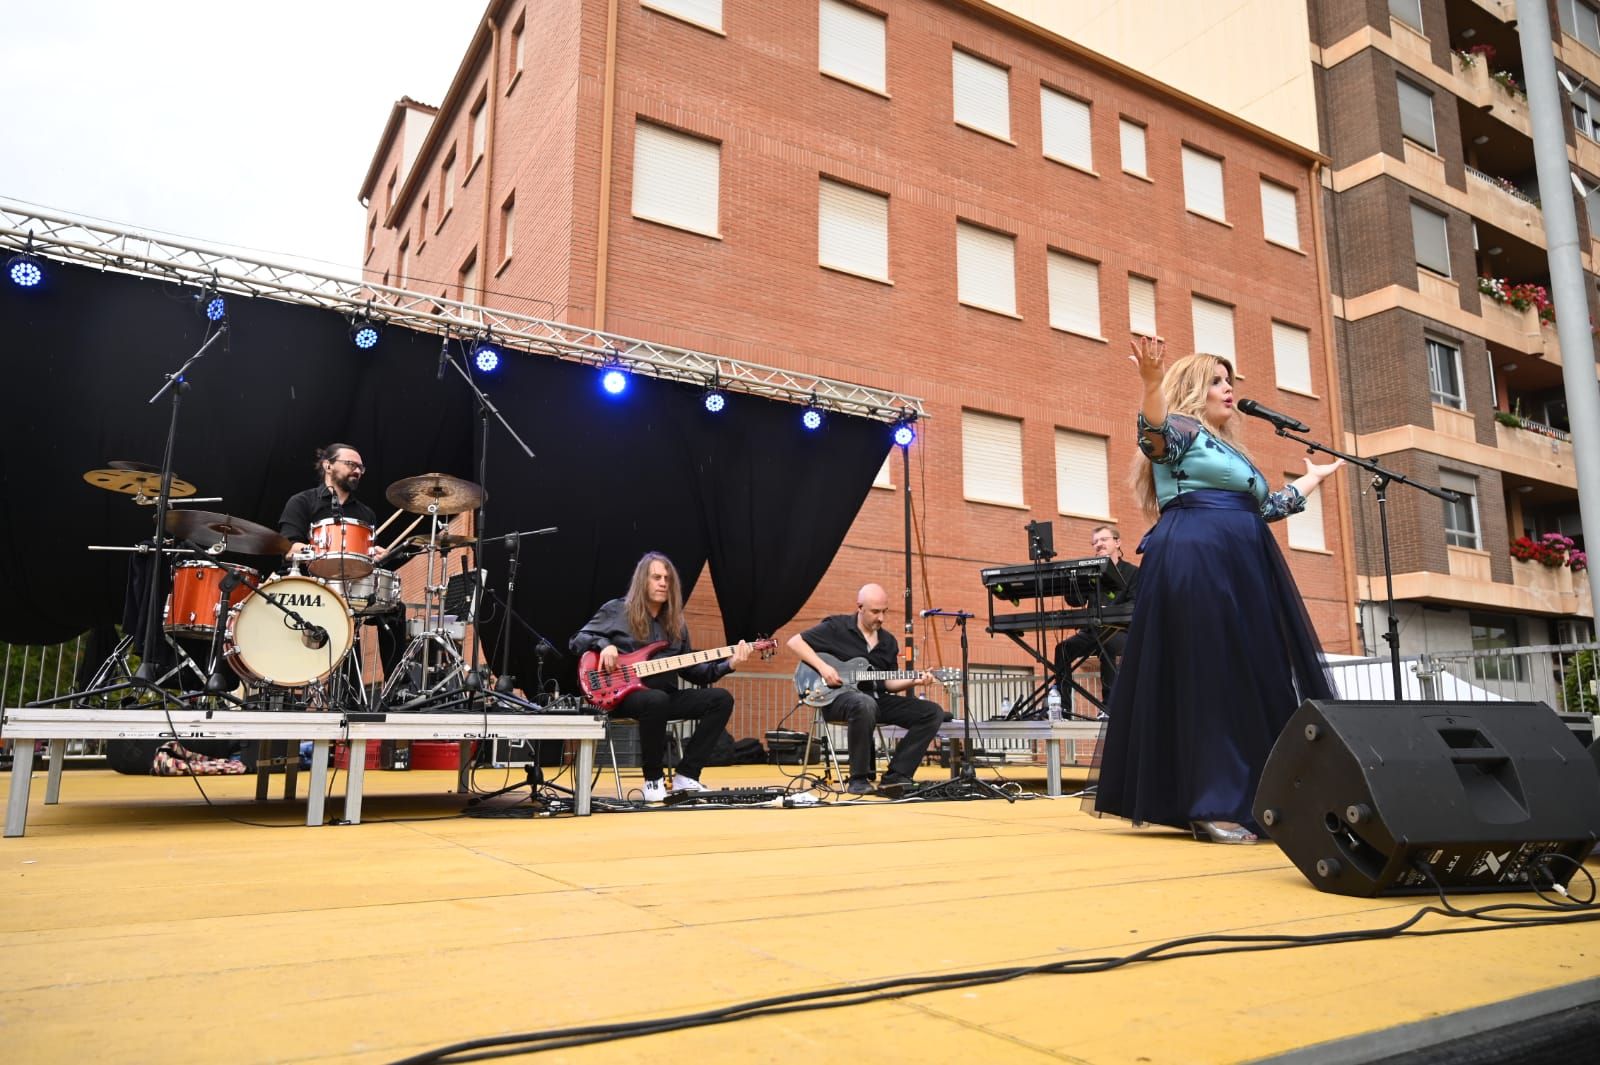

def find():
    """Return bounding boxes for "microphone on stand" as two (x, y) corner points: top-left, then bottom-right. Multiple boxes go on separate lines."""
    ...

(301, 625), (330, 651)
(1237, 398), (1309, 433)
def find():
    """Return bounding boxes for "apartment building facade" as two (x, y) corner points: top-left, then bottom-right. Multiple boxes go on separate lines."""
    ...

(359, 0), (1356, 674)
(1312, 0), (1596, 662)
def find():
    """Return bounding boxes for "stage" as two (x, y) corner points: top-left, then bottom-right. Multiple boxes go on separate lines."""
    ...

(3, 763), (1597, 1063)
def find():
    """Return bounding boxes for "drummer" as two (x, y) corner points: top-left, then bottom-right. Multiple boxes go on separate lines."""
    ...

(277, 443), (378, 560)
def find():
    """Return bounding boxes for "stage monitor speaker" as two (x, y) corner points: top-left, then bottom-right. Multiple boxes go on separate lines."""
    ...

(1254, 700), (1600, 897)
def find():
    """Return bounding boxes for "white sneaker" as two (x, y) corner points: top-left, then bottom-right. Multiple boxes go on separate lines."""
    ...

(672, 774), (708, 793)
(641, 778), (667, 802)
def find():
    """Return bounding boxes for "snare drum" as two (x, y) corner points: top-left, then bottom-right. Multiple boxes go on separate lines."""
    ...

(331, 569), (401, 616)
(306, 517), (375, 579)
(223, 574), (353, 689)
(163, 561), (260, 637)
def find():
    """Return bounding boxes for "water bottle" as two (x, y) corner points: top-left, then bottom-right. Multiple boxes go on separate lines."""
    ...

(1046, 686), (1063, 721)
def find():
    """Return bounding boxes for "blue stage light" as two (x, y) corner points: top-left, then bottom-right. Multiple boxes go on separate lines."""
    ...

(704, 391), (726, 413)
(204, 295), (226, 321)
(801, 408), (824, 431)
(8, 256), (42, 288)
(351, 324), (380, 349)
(893, 422), (916, 447)
(601, 367), (628, 395)
(475, 344), (501, 373)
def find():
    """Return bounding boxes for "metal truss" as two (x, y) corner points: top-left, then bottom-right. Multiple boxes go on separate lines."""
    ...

(0, 200), (924, 422)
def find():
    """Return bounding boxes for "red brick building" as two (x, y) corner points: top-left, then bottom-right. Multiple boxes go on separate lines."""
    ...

(359, 0), (1357, 676)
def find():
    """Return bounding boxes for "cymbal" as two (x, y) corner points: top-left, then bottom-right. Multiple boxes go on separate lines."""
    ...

(108, 459), (160, 473)
(408, 532), (477, 551)
(165, 510), (289, 556)
(385, 472), (486, 516)
(84, 468), (197, 498)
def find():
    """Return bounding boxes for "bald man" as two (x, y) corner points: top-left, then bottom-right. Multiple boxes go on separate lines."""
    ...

(787, 584), (944, 795)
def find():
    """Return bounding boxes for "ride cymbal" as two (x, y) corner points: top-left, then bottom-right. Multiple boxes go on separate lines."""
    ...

(84, 468), (197, 498)
(385, 472), (486, 516)
(165, 510), (289, 556)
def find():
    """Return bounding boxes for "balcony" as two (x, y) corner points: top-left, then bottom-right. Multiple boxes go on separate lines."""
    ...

(1511, 559), (1593, 617)
(1495, 418), (1577, 480)
(1465, 0), (1517, 23)
(1357, 562), (1592, 618)
(1465, 166), (1542, 245)
(1450, 51), (1531, 137)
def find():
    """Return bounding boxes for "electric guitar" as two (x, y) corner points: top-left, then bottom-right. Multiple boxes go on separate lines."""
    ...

(794, 652), (960, 707)
(578, 638), (778, 710)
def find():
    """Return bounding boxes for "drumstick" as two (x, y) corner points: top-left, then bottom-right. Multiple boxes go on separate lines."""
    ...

(372, 508), (405, 538)
(372, 514), (426, 562)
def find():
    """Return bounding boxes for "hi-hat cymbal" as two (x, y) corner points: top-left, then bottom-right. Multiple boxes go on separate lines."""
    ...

(84, 468), (197, 498)
(408, 532), (477, 551)
(165, 510), (289, 556)
(385, 472), (486, 516)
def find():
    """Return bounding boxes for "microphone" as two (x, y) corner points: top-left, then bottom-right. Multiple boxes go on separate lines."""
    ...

(921, 608), (974, 619)
(301, 625), (330, 651)
(437, 337), (449, 381)
(1237, 398), (1309, 433)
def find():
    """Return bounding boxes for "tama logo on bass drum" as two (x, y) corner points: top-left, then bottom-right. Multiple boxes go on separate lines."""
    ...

(266, 592), (324, 608)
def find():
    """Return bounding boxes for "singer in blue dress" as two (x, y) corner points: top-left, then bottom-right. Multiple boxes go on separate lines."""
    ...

(1089, 340), (1343, 844)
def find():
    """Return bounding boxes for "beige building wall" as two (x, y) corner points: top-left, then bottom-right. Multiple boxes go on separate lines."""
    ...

(988, 0), (1320, 151)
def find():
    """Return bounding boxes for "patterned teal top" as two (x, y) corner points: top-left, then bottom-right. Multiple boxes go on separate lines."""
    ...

(1139, 413), (1306, 522)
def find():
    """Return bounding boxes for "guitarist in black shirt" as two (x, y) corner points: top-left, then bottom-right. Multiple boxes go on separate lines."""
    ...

(787, 584), (943, 795)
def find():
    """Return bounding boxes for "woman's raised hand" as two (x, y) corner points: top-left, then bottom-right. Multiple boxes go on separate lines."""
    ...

(1129, 334), (1166, 383)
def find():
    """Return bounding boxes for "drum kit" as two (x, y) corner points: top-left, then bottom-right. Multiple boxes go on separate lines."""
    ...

(76, 460), (491, 711)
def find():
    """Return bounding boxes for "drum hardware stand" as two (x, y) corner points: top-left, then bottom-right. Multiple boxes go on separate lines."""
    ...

(489, 528), (559, 697)
(902, 610), (1013, 803)
(377, 511), (474, 710)
(427, 337), (538, 714)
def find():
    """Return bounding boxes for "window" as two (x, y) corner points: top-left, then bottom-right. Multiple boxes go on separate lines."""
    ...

(386, 169), (397, 211)
(818, 178), (889, 281)
(1586, 179), (1600, 236)
(398, 235), (410, 287)
(956, 222), (1017, 315)
(1120, 118), (1147, 176)
(952, 50), (1010, 139)
(1261, 180), (1300, 249)
(632, 121), (721, 236)
(1397, 78), (1436, 151)
(1440, 470), (1481, 549)
(873, 451), (894, 489)
(642, 0), (722, 32)
(1273, 321), (1313, 394)
(1047, 252), (1100, 337)
(1055, 430), (1109, 518)
(500, 194), (515, 263)
(1411, 202), (1450, 275)
(471, 94), (487, 165)
(1573, 86), (1600, 140)
(1427, 336), (1464, 408)
(819, 0), (886, 93)
(1287, 472), (1326, 551)
(1389, 0), (1423, 32)
(1470, 612), (1528, 682)
(511, 12), (526, 79)
(365, 218), (376, 258)
(1041, 86), (1092, 171)
(1191, 296), (1236, 361)
(1182, 147), (1226, 220)
(459, 250), (479, 304)
(1561, 0), (1600, 52)
(442, 149), (457, 215)
(962, 410), (1025, 506)
(419, 197), (430, 241)
(1129, 275), (1157, 336)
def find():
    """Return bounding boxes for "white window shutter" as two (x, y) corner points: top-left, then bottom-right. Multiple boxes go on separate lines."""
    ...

(1182, 147), (1226, 219)
(1047, 252), (1100, 337)
(632, 122), (720, 236)
(1120, 119), (1147, 175)
(643, 0), (722, 31)
(1041, 87), (1092, 170)
(1287, 475), (1326, 550)
(956, 222), (1016, 315)
(1261, 181), (1300, 248)
(963, 410), (1025, 506)
(819, 179), (889, 280)
(1128, 275), (1157, 336)
(1272, 322), (1313, 394)
(1055, 430), (1110, 517)
(1397, 78), (1436, 150)
(819, 0), (886, 92)
(1191, 296), (1236, 360)
(953, 51), (1010, 139)
(1411, 203), (1451, 275)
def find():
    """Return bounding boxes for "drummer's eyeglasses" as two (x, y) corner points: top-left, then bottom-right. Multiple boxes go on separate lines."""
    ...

(333, 460), (366, 471)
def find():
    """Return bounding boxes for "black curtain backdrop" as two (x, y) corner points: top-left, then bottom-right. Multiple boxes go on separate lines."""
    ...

(0, 261), (891, 692)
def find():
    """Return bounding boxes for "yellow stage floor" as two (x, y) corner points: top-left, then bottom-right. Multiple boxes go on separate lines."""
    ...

(4, 762), (1598, 1064)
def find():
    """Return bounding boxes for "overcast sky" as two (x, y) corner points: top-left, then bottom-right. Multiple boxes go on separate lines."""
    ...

(1, 2), (486, 276)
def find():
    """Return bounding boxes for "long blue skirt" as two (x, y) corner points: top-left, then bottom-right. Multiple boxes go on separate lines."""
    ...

(1088, 489), (1334, 830)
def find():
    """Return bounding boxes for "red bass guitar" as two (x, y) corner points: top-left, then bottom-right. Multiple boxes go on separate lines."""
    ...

(578, 638), (778, 710)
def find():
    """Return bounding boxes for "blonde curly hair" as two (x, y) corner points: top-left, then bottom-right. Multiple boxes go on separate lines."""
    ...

(1131, 353), (1252, 516)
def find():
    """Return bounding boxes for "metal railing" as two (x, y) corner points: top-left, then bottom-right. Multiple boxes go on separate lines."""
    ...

(2, 634), (106, 756)
(1419, 642), (1600, 714)
(1467, 165), (1539, 205)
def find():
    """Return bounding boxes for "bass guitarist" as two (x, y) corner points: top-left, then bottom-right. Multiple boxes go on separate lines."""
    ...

(569, 551), (752, 802)
(786, 583), (943, 796)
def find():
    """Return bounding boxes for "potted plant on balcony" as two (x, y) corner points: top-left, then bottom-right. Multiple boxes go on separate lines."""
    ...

(1479, 277), (1556, 325)
(1510, 533), (1579, 596)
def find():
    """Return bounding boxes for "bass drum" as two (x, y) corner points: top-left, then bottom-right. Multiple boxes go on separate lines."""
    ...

(224, 574), (353, 689)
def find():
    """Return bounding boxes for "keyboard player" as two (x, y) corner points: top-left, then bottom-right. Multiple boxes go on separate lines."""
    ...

(1053, 526), (1139, 714)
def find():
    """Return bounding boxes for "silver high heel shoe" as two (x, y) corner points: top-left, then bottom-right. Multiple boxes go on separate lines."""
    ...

(1190, 820), (1259, 845)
